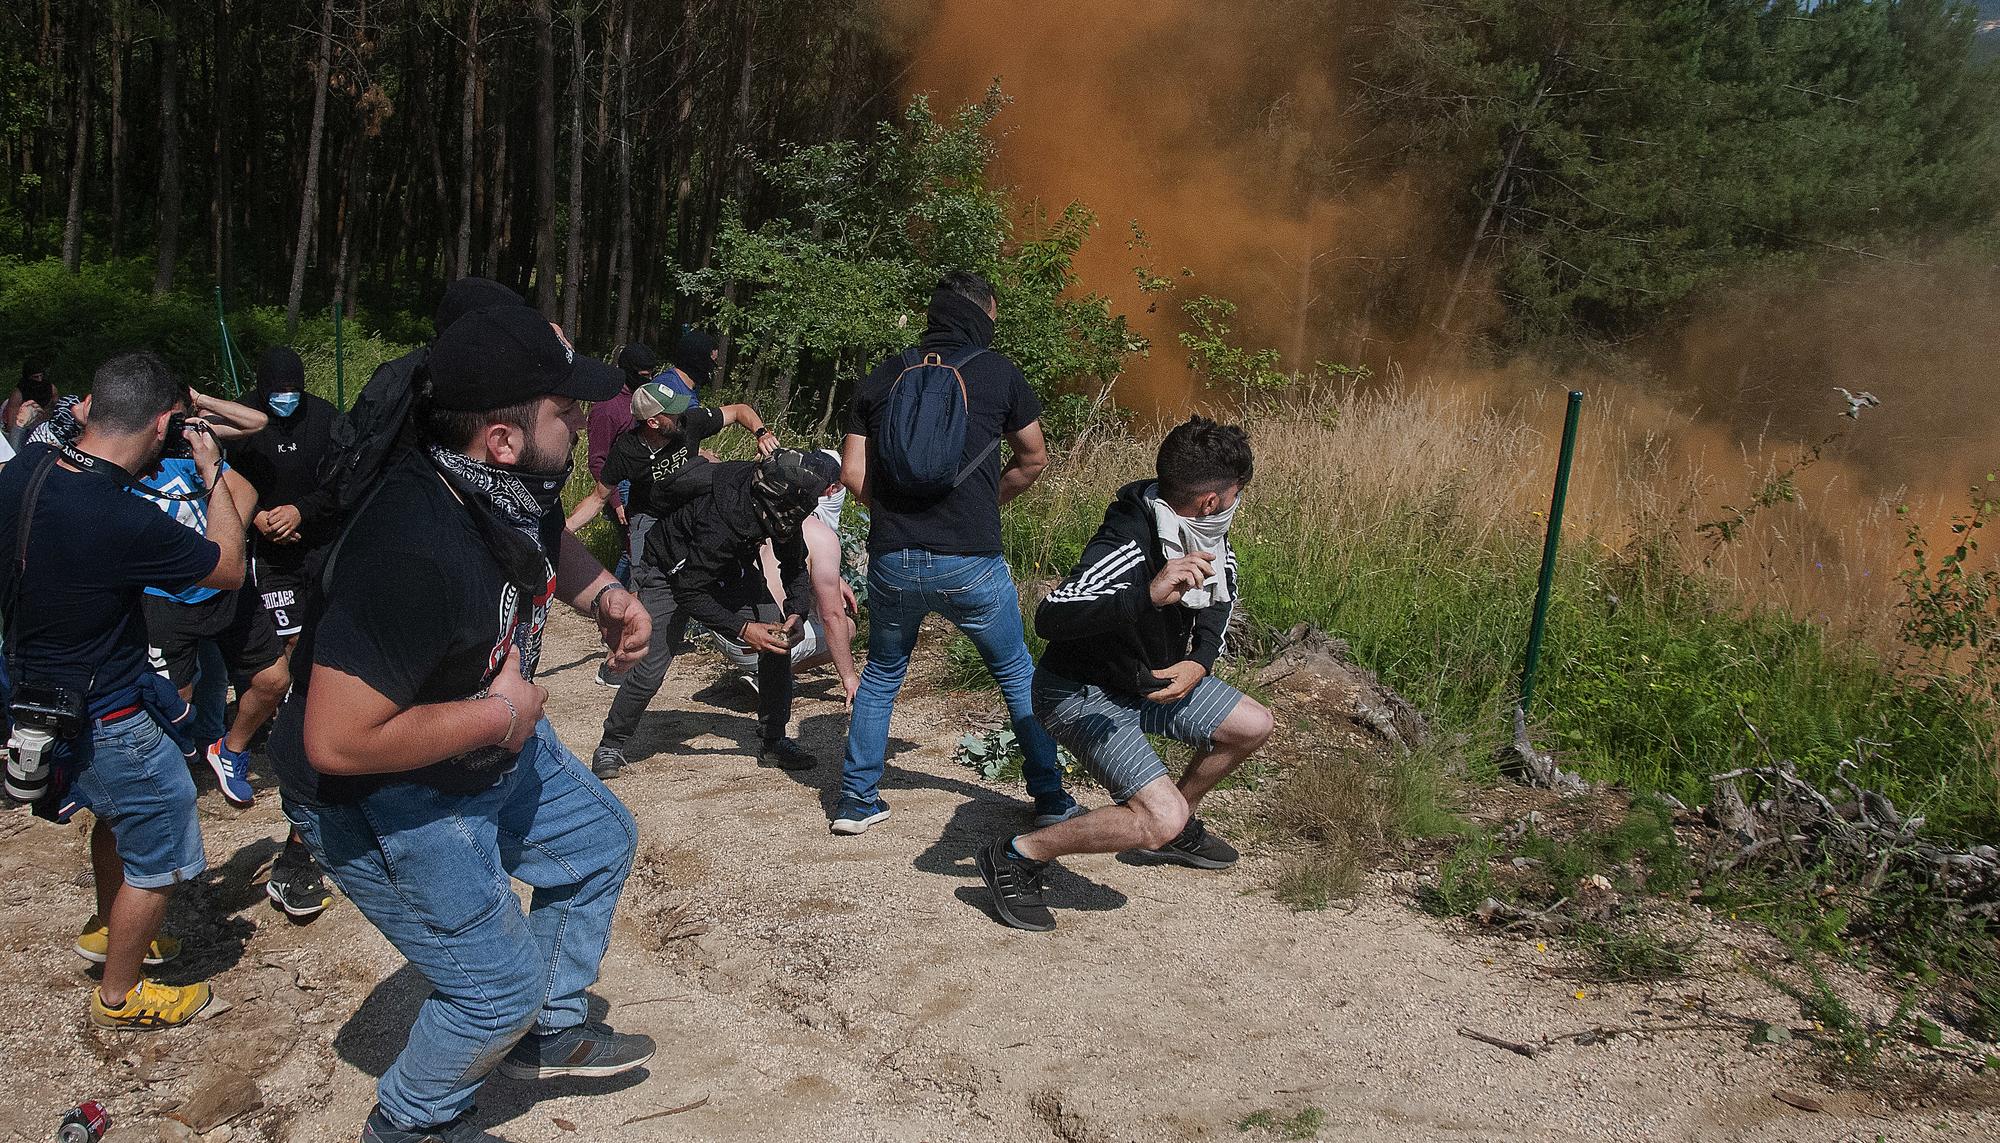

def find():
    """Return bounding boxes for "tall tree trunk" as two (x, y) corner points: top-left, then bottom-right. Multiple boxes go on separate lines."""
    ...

(108, 7), (126, 258)
(153, 15), (183, 295)
(60, 20), (91, 273)
(1435, 65), (1554, 337)
(211, 0), (234, 295)
(531, 0), (558, 312)
(285, 0), (335, 335)
(715, 1), (759, 381)
(453, 0), (479, 281)
(612, 7), (634, 350)
(562, 4), (586, 336)
(484, 110), (508, 279)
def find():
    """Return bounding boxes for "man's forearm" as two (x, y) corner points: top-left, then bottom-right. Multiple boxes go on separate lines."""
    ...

(204, 477), (248, 571)
(308, 694), (511, 776)
(812, 577), (858, 680)
(554, 528), (619, 611)
(998, 458), (1045, 505)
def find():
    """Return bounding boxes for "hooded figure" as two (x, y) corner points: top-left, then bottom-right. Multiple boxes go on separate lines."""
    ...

(229, 346), (341, 561)
(669, 330), (717, 395)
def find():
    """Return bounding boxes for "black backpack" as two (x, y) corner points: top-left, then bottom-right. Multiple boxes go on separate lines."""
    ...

(311, 348), (429, 519)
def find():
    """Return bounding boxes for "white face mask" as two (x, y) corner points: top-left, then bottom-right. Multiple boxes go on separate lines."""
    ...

(1146, 485), (1238, 609)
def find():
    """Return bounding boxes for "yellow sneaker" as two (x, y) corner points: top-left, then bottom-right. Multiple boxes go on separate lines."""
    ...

(91, 979), (212, 1030)
(73, 916), (181, 966)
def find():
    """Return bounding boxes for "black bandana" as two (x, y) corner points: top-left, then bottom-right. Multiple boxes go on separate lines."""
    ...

(426, 445), (566, 678)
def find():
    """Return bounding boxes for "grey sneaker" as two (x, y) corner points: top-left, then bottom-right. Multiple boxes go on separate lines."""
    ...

(975, 838), (1056, 931)
(360, 1105), (501, 1142)
(497, 1020), (657, 1080)
(1032, 794), (1086, 828)
(594, 665), (624, 689)
(591, 745), (626, 780)
(1132, 816), (1239, 869)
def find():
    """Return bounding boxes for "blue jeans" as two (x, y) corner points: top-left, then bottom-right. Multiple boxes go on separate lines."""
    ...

(72, 710), (207, 888)
(282, 721), (638, 1131)
(840, 550), (1065, 805)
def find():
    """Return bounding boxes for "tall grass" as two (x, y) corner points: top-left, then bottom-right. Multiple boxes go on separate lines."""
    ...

(1006, 387), (1999, 833)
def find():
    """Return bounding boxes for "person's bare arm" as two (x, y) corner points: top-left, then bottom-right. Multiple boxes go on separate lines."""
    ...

(554, 527), (650, 670)
(804, 519), (858, 702)
(191, 429), (246, 590)
(998, 421), (1048, 506)
(302, 646), (543, 775)
(841, 433), (871, 508)
(565, 479), (618, 533)
(189, 390), (269, 441)
(221, 466), (259, 525)
(719, 402), (778, 455)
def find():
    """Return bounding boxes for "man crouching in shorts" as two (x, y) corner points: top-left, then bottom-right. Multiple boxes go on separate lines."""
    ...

(976, 416), (1273, 931)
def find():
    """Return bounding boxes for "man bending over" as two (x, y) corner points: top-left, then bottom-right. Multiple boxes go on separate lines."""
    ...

(976, 416), (1274, 931)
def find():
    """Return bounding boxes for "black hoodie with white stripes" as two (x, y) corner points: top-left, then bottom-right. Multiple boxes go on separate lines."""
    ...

(1035, 479), (1237, 699)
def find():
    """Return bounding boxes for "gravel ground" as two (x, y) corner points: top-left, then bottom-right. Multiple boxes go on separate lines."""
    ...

(2, 609), (1996, 1142)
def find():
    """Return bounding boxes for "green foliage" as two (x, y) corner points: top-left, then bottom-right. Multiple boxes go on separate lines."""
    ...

(1238, 1107), (1326, 1140)
(681, 88), (1140, 418)
(950, 723), (1080, 784)
(1379, 0), (2000, 338)
(0, 256), (418, 406)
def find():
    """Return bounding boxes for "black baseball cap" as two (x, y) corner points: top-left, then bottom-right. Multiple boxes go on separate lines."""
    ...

(427, 305), (624, 412)
(434, 276), (525, 333)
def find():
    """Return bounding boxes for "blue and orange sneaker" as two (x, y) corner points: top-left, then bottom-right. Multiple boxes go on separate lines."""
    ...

(204, 739), (256, 807)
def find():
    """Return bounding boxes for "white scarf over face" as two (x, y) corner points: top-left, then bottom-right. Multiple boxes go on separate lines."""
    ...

(1146, 483), (1237, 610)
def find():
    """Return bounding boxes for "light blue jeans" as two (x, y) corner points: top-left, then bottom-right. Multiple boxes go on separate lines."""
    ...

(282, 721), (638, 1131)
(840, 550), (1066, 806)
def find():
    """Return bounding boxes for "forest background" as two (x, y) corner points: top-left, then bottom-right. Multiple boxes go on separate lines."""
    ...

(7, 0), (2000, 1048)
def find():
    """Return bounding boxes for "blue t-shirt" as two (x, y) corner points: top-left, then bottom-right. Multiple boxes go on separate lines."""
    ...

(0, 445), (220, 714)
(135, 458), (226, 605)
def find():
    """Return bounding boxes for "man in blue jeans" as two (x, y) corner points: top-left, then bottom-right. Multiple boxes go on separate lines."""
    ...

(834, 271), (1080, 834)
(0, 351), (246, 1029)
(268, 302), (654, 1143)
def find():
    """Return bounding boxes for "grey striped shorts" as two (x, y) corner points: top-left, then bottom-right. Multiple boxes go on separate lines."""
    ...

(1031, 670), (1245, 803)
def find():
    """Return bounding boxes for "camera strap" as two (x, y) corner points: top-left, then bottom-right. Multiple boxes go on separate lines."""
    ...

(56, 443), (210, 503)
(6, 452), (102, 708)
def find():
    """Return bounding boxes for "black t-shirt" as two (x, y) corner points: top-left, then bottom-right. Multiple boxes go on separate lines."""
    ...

(268, 450), (549, 804)
(0, 445), (219, 715)
(598, 405), (724, 519)
(845, 350), (1041, 556)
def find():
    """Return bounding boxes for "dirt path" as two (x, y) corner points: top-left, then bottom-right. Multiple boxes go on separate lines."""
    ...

(3, 610), (1996, 1142)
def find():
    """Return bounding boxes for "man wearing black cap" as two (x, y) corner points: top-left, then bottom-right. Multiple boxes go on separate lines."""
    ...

(266, 304), (656, 1143)
(595, 448), (835, 776)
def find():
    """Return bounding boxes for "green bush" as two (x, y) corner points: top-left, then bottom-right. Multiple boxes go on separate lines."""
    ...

(0, 256), (420, 407)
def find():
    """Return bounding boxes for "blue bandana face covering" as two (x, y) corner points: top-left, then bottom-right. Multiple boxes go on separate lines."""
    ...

(269, 392), (302, 417)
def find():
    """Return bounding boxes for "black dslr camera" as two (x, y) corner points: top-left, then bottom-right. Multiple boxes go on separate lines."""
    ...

(11, 682), (86, 739)
(162, 412), (212, 460)
(5, 682), (86, 805)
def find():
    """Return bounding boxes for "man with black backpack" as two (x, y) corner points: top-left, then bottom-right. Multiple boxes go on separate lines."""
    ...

(833, 271), (1081, 834)
(266, 301), (655, 1143)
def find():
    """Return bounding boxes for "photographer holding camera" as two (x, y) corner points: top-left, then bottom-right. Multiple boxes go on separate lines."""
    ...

(0, 351), (245, 1030)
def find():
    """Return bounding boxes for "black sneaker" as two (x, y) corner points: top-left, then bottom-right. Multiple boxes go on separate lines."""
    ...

(267, 842), (333, 920)
(757, 737), (816, 771)
(975, 838), (1056, 932)
(592, 745), (625, 780)
(496, 1020), (657, 1080)
(360, 1105), (501, 1142)
(1133, 816), (1239, 869)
